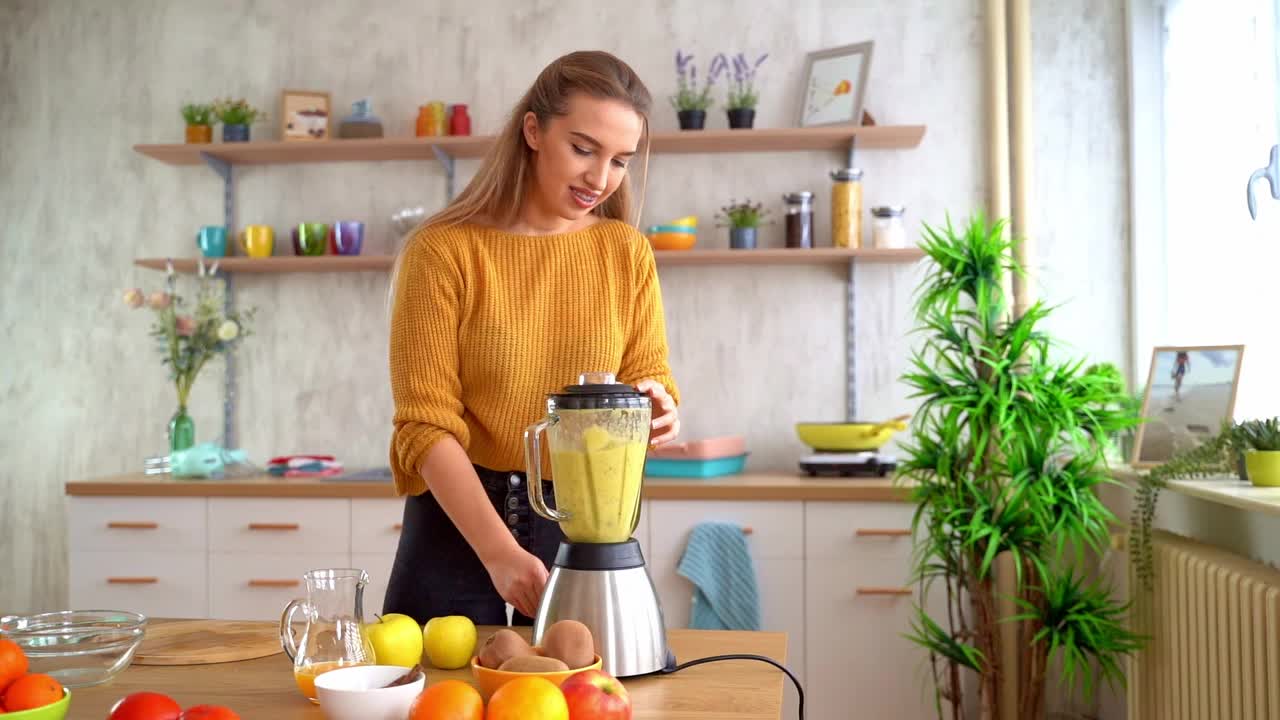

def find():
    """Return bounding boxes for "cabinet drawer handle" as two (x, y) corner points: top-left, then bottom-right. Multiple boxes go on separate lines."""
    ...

(393, 523), (404, 531)
(248, 523), (300, 531)
(856, 586), (912, 597)
(855, 528), (911, 538)
(741, 526), (753, 535)
(107, 577), (158, 585)
(107, 522), (159, 530)
(248, 579), (301, 588)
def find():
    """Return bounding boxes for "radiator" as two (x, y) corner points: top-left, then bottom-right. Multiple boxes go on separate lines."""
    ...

(1128, 530), (1280, 719)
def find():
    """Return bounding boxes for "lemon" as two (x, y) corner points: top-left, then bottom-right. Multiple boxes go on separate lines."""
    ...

(423, 615), (477, 670)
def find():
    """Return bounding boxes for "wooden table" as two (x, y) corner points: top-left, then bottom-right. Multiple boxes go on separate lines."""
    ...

(70, 623), (788, 719)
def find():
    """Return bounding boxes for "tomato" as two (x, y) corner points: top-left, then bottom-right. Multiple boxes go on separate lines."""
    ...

(180, 705), (240, 720)
(109, 692), (183, 720)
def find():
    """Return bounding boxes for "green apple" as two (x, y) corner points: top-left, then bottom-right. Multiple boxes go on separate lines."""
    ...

(367, 613), (423, 667)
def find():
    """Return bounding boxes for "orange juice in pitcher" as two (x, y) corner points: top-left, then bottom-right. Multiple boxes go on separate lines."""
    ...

(279, 569), (377, 703)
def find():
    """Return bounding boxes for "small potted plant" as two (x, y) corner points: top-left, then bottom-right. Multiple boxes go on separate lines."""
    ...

(213, 98), (265, 143)
(1237, 418), (1280, 486)
(724, 52), (767, 129)
(670, 51), (725, 130)
(716, 198), (769, 249)
(181, 103), (216, 144)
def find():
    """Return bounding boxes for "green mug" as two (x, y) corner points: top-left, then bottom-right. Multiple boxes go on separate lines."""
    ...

(292, 223), (329, 256)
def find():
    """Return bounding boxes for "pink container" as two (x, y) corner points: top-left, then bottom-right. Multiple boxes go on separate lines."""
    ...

(647, 435), (746, 461)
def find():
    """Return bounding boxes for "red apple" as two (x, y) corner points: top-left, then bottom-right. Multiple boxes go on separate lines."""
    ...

(561, 669), (632, 720)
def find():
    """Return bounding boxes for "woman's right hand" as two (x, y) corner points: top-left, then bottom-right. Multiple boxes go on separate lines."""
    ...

(484, 544), (549, 618)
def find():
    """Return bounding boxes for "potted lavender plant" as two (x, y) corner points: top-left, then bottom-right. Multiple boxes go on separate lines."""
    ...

(724, 52), (767, 129)
(670, 51), (726, 130)
(716, 198), (770, 249)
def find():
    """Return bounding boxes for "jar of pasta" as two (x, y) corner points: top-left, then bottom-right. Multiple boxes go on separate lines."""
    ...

(830, 168), (863, 248)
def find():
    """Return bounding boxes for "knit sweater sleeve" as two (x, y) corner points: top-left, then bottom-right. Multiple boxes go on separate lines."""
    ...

(388, 231), (470, 495)
(617, 230), (681, 405)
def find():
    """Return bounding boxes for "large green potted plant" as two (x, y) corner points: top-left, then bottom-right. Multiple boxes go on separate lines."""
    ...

(899, 214), (1144, 719)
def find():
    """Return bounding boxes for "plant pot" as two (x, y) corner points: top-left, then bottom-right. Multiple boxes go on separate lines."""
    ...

(185, 125), (212, 144)
(222, 123), (250, 142)
(729, 227), (757, 249)
(677, 110), (706, 131)
(1244, 450), (1280, 487)
(169, 405), (195, 453)
(727, 108), (755, 129)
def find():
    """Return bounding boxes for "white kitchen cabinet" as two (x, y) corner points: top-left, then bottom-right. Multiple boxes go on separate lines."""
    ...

(646, 500), (805, 718)
(209, 551), (351, 621)
(208, 498), (349, 554)
(69, 551), (207, 619)
(69, 497), (207, 553)
(804, 501), (937, 720)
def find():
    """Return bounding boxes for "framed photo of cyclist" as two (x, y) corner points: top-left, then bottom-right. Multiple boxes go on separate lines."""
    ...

(1131, 344), (1245, 468)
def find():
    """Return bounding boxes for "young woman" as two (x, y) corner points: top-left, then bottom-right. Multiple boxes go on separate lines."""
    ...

(382, 50), (681, 626)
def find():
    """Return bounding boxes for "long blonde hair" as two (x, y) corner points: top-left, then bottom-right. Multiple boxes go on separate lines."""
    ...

(389, 51), (653, 305)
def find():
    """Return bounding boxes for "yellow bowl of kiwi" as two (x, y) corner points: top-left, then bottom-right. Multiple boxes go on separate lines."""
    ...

(470, 622), (602, 701)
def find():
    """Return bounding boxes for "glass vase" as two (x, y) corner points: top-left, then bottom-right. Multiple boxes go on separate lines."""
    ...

(169, 405), (195, 453)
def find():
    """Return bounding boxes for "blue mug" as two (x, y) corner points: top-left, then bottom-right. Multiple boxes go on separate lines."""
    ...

(332, 221), (365, 256)
(197, 225), (228, 257)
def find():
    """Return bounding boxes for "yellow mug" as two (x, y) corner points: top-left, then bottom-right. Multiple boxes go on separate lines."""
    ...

(240, 225), (274, 258)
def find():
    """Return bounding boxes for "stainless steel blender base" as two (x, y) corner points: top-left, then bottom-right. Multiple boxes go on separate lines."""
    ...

(533, 564), (672, 677)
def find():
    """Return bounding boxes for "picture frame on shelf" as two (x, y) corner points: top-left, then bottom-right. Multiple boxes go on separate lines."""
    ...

(1131, 344), (1245, 468)
(281, 89), (331, 141)
(797, 41), (874, 128)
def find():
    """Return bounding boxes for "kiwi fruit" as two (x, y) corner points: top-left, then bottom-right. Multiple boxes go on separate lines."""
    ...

(478, 629), (534, 669)
(498, 654), (570, 673)
(540, 620), (596, 670)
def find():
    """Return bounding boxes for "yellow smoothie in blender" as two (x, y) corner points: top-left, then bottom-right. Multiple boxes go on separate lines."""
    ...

(549, 411), (647, 543)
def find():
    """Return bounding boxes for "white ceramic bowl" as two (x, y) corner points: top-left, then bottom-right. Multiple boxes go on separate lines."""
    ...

(314, 665), (425, 720)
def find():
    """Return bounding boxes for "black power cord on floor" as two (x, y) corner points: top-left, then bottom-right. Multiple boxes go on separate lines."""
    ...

(661, 653), (804, 719)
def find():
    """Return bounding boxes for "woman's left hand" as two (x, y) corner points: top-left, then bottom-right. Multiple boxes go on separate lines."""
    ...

(635, 379), (680, 447)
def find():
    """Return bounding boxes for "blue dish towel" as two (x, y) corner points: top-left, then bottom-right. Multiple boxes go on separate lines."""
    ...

(676, 521), (761, 631)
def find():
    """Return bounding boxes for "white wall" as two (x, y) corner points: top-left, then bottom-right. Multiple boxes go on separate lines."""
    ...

(0, 0), (1131, 613)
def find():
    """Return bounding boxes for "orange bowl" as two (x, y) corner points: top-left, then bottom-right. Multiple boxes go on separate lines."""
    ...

(648, 232), (696, 251)
(469, 654), (602, 701)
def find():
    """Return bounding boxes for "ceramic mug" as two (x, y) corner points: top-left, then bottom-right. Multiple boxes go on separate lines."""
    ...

(197, 225), (228, 258)
(240, 225), (274, 258)
(292, 223), (329, 256)
(330, 221), (365, 256)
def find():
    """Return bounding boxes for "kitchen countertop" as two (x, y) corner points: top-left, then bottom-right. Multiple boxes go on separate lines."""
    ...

(66, 470), (913, 502)
(70, 622), (788, 720)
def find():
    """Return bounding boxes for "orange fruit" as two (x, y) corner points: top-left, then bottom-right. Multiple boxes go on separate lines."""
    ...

(0, 640), (27, 695)
(485, 676), (568, 720)
(408, 680), (484, 720)
(2, 673), (63, 712)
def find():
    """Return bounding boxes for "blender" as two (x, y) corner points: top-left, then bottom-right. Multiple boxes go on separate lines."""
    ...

(523, 372), (673, 677)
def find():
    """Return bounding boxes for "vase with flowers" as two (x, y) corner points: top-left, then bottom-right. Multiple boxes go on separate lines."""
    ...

(723, 52), (767, 129)
(213, 98), (265, 142)
(670, 50), (726, 130)
(123, 260), (255, 452)
(181, 103), (216, 144)
(716, 198), (770, 249)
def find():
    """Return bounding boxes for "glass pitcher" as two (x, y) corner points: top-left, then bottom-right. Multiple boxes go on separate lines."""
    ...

(524, 372), (652, 544)
(279, 568), (376, 703)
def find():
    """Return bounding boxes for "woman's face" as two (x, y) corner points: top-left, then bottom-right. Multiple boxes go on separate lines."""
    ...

(523, 94), (643, 223)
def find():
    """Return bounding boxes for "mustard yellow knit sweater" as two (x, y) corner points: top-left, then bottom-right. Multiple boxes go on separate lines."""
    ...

(388, 218), (680, 496)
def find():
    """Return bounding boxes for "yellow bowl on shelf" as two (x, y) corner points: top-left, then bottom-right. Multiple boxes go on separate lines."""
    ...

(470, 654), (602, 701)
(648, 232), (697, 250)
(795, 415), (910, 452)
(667, 215), (698, 228)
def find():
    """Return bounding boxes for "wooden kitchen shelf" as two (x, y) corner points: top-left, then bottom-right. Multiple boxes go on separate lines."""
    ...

(134, 247), (925, 274)
(133, 125), (926, 166)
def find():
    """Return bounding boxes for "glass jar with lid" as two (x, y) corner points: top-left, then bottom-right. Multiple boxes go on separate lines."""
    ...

(871, 206), (907, 249)
(830, 168), (863, 248)
(783, 191), (814, 248)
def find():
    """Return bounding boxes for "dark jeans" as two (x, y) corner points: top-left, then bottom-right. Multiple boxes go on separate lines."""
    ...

(382, 465), (564, 626)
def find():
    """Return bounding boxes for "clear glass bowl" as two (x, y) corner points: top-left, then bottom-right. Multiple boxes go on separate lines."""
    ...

(0, 610), (147, 688)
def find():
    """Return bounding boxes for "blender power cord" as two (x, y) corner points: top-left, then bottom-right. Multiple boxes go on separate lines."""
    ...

(661, 653), (804, 720)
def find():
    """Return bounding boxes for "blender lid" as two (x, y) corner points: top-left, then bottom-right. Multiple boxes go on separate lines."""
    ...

(553, 372), (649, 409)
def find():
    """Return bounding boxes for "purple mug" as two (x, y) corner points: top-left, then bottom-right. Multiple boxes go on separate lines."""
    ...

(332, 221), (365, 256)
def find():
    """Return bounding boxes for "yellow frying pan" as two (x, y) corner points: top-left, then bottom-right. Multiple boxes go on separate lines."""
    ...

(795, 414), (911, 452)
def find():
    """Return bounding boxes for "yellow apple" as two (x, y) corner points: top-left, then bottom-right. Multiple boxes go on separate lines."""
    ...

(367, 613), (423, 667)
(423, 615), (477, 670)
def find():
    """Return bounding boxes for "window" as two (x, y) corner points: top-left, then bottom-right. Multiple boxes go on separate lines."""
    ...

(1136, 0), (1280, 420)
